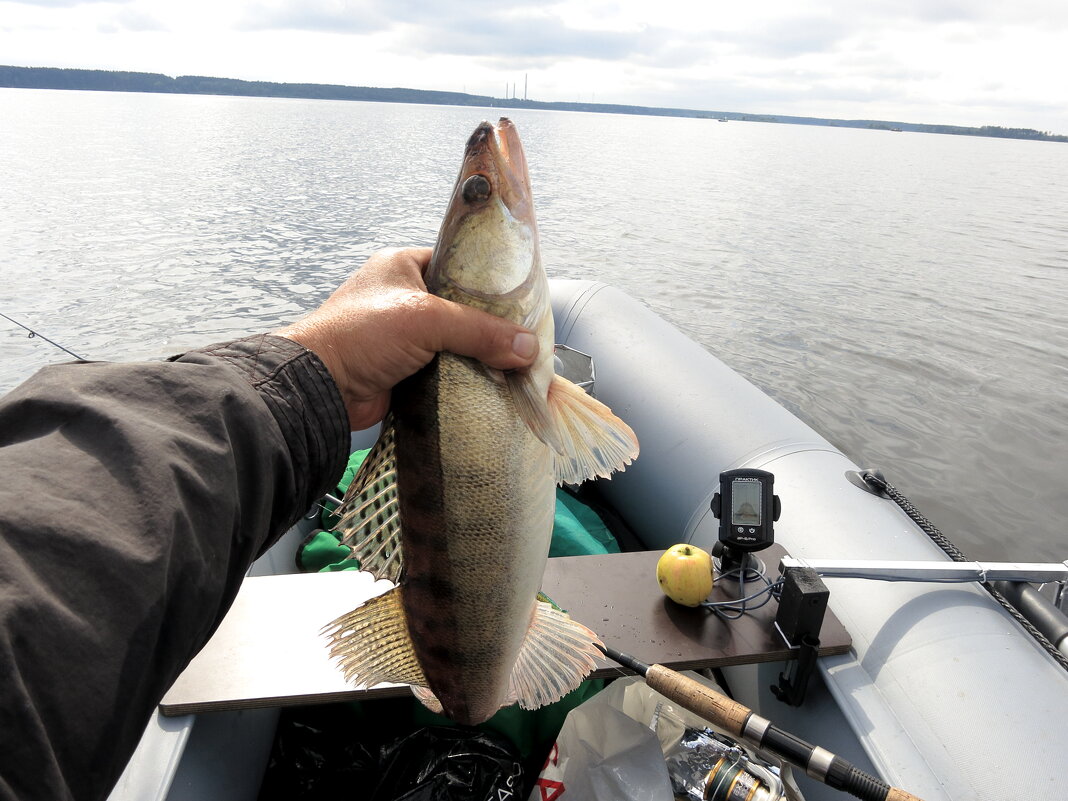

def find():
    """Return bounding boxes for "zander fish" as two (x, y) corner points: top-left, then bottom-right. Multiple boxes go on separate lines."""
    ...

(323, 118), (639, 725)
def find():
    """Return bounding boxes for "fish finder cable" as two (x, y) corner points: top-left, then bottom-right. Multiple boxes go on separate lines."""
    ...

(596, 644), (926, 801)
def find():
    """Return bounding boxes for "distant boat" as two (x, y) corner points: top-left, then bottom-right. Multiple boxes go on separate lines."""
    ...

(718, 118), (729, 122)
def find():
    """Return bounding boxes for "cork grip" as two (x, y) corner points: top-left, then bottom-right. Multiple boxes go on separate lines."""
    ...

(644, 664), (751, 737)
(885, 789), (925, 801)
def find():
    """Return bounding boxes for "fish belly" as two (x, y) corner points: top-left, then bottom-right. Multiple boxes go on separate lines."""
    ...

(392, 352), (555, 724)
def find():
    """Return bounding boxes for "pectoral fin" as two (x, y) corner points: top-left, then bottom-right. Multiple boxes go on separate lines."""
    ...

(545, 375), (639, 485)
(507, 367), (638, 485)
(506, 368), (564, 454)
(322, 586), (427, 688)
(334, 415), (403, 583)
(507, 601), (603, 710)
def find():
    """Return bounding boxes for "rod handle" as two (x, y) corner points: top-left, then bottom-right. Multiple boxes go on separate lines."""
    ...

(644, 663), (751, 736)
(885, 789), (925, 801)
(838, 765), (927, 801)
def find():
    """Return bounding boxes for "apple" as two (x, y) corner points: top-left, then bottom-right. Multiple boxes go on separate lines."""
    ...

(656, 544), (714, 607)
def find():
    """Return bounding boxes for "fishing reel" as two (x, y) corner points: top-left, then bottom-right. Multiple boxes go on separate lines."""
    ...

(667, 728), (786, 801)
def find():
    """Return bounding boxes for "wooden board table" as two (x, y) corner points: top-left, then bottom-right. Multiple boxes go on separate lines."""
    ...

(548, 546), (851, 679)
(160, 545), (850, 716)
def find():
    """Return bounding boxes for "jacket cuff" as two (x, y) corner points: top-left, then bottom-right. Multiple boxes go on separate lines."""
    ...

(176, 334), (349, 519)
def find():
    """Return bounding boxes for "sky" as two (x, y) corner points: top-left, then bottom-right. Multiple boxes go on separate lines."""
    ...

(2, 0), (1067, 134)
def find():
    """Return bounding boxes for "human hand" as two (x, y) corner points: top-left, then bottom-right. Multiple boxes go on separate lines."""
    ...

(275, 247), (539, 430)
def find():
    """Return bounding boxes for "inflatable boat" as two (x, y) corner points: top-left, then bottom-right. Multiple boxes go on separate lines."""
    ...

(108, 280), (1068, 801)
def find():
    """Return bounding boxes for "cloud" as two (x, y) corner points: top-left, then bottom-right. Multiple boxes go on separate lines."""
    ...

(728, 16), (853, 58)
(0, 0), (1063, 132)
(232, 0), (684, 66)
(238, 0), (393, 34)
(236, 0), (546, 34)
(3, 0), (120, 6)
(838, 0), (1068, 29)
(100, 7), (167, 33)
(406, 15), (656, 62)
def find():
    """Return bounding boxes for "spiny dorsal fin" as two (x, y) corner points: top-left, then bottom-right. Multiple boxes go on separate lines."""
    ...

(508, 601), (603, 710)
(334, 416), (403, 583)
(545, 375), (639, 485)
(322, 585), (427, 688)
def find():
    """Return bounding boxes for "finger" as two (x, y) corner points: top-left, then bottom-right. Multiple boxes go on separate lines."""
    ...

(361, 247), (432, 289)
(346, 393), (391, 432)
(422, 296), (539, 370)
(408, 246), (433, 274)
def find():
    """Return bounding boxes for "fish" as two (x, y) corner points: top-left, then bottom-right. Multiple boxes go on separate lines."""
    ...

(322, 118), (639, 725)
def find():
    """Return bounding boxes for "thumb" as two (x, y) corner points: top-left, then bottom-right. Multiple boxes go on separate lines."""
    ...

(424, 295), (540, 370)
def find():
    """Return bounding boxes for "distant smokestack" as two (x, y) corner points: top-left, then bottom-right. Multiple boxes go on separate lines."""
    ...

(524, 74), (527, 101)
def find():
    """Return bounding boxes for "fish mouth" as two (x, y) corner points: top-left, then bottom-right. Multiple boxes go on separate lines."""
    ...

(459, 118), (534, 225)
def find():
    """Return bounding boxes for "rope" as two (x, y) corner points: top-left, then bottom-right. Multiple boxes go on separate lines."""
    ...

(861, 470), (1068, 672)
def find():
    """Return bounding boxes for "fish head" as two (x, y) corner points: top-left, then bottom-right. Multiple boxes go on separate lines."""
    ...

(424, 118), (638, 473)
(427, 118), (548, 337)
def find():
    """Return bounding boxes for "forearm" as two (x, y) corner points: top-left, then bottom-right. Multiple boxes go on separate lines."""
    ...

(0, 335), (347, 801)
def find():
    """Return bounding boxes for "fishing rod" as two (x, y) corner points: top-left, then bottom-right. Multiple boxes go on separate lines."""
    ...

(0, 311), (86, 361)
(597, 644), (925, 801)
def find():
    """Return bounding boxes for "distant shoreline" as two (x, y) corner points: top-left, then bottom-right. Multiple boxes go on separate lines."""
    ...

(3, 65), (1065, 143)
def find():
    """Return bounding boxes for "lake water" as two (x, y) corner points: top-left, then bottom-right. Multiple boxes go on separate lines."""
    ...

(1, 88), (1065, 562)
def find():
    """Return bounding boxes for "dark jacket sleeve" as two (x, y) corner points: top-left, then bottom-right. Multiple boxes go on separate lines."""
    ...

(0, 334), (348, 801)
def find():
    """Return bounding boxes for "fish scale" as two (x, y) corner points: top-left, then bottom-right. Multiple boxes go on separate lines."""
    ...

(400, 351), (554, 722)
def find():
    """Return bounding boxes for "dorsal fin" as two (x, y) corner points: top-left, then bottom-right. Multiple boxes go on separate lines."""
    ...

(322, 586), (427, 687)
(333, 415), (403, 583)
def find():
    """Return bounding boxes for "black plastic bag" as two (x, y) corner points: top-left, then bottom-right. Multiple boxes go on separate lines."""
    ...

(259, 707), (379, 800)
(370, 726), (524, 801)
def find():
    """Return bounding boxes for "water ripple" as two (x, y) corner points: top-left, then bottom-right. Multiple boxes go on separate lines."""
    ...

(2, 90), (1066, 560)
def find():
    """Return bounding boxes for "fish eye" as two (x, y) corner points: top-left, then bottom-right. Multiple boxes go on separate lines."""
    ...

(462, 174), (492, 203)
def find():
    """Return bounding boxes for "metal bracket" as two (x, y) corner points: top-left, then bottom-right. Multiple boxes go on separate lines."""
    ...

(553, 344), (595, 394)
(771, 630), (820, 707)
(779, 557), (1068, 585)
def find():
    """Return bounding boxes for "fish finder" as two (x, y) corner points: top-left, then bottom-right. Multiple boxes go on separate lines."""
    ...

(711, 469), (780, 577)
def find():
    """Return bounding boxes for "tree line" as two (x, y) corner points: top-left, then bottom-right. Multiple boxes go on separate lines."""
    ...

(3, 66), (1064, 143)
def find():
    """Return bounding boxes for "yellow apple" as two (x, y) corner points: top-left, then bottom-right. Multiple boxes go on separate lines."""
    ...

(656, 544), (714, 607)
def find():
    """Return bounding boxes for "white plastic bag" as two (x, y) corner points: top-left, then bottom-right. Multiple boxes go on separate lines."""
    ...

(528, 673), (804, 801)
(528, 677), (674, 801)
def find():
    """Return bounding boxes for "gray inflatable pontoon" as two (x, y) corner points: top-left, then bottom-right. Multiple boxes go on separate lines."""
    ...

(110, 280), (1068, 801)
